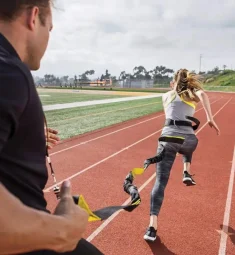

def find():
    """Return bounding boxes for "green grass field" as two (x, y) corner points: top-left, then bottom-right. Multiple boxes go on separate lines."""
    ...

(45, 97), (163, 140)
(38, 91), (128, 105)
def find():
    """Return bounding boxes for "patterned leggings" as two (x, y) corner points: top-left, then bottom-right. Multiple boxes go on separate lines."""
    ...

(150, 132), (198, 216)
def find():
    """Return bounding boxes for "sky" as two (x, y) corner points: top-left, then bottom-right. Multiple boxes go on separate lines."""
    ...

(32, 0), (235, 79)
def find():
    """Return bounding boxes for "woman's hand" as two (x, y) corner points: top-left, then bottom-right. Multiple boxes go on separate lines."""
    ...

(207, 119), (220, 135)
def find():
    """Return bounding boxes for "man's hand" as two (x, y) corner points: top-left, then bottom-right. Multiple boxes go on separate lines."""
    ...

(45, 127), (60, 149)
(0, 181), (88, 255)
(53, 180), (89, 252)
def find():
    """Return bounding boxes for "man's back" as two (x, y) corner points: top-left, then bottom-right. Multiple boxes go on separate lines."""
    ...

(0, 34), (48, 211)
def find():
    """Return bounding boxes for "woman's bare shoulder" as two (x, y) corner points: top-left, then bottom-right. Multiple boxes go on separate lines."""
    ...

(162, 91), (176, 107)
(162, 90), (175, 100)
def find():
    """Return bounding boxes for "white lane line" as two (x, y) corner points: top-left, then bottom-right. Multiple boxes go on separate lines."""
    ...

(218, 144), (235, 255)
(86, 97), (232, 242)
(50, 97), (220, 157)
(43, 94), (164, 111)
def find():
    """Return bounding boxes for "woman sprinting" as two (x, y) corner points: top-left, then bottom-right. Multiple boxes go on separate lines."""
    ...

(143, 69), (220, 242)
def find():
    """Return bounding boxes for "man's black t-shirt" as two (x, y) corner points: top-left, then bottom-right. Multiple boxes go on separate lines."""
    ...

(0, 33), (48, 211)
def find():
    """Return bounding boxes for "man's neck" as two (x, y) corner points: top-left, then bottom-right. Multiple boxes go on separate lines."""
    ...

(0, 22), (27, 61)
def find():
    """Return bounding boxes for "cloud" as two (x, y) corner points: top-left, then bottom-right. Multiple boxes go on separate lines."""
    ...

(33, 0), (235, 78)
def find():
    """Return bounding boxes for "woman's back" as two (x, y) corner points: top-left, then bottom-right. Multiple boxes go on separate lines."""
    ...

(162, 90), (196, 135)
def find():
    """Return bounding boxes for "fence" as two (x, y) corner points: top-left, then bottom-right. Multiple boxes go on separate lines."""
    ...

(117, 79), (154, 88)
(117, 79), (170, 88)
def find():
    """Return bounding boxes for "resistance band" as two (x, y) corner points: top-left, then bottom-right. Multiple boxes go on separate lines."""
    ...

(47, 136), (187, 222)
(73, 167), (143, 222)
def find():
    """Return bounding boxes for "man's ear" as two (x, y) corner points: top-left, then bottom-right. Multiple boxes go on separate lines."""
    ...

(26, 7), (40, 31)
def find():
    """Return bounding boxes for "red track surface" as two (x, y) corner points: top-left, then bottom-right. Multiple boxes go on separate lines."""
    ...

(44, 92), (235, 255)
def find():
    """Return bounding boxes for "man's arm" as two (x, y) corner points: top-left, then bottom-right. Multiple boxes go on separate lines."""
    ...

(0, 182), (68, 254)
(0, 181), (88, 254)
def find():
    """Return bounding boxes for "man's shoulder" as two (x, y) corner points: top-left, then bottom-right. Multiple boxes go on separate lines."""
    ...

(0, 61), (28, 87)
(0, 55), (32, 87)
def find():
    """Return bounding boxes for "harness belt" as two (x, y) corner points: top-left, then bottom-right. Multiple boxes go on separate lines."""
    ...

(158, 136), (185, 144)
(164, 116), (200, 131)
(143, 136), (184, 170)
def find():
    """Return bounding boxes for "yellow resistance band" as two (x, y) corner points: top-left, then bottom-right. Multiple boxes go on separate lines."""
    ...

(72, 167), (144, 222)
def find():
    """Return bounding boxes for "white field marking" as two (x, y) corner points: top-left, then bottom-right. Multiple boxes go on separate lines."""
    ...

(44, 97), (220, 192)
(86, 97), (232, 242)
(43, 94), (164, 111)
(50, 97), (221, 157)
(49, 101), (160, 125)
(218, 144), (235, 255)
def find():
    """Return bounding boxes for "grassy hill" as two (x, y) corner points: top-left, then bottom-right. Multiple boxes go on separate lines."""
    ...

(203, 70), (235, 87)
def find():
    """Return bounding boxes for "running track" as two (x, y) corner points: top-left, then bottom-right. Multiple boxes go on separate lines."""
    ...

(44, 92), (235, 255)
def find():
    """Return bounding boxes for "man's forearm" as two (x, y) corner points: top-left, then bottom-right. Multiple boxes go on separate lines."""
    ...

(0, 184), (73, 254)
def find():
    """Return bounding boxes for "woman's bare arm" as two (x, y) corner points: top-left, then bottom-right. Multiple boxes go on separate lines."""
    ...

(195, 90), (213, 121)
(195, 90), (220, 135)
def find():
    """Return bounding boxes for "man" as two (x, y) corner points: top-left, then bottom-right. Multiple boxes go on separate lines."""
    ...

(0, 1), (103, 254)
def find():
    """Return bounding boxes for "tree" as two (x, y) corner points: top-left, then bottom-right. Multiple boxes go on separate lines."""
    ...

(144, 70), (153, 80)
(110, 76), (117, 84)
(44, 74), (57, 84)
(100, 69), (111, 80)
(207, 66), (219, 75)
(151, 66), (174, 83)
(133, 66), (147, 79)
(119, 71), (127, 81)
(74, 75), (78, 86)
(79, 70), (95, 81)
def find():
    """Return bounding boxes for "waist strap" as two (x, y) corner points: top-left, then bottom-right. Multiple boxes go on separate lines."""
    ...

(164, 116), (200, 130)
